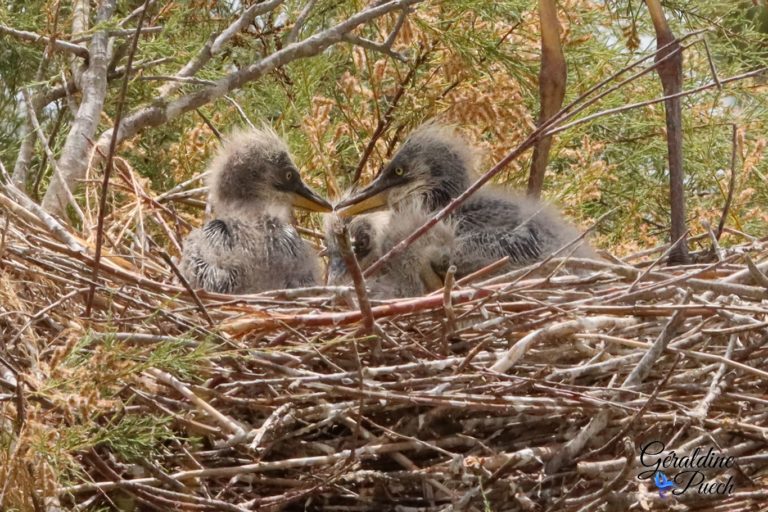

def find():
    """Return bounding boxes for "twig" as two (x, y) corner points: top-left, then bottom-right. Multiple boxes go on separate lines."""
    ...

(689, 334), (737, 418)
(745, 256), (768, 289)
(195, 109), (223, 141)
(442, 265), (457, 342)
(20, 88), (85, 224)
(703, 38), (722, 89)
(352, 46), (432, 182)
(146, 368), (246, 439)
(224, 96), (257, 130)
(333, 220), (375, 334)
(490, 316), (638, 373)
(623, 291), (689, 387)
(158, 0), (285, 98)
(285, 0), (318, 45)
(342, 33), (407, 61)
(86, 0), (149, 316)
(716, 124), (739, 240)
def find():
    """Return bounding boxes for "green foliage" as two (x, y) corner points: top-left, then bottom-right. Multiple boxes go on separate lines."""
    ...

(1, 0), (768, 250)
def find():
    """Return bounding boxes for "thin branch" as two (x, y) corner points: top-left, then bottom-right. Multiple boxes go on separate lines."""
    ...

(342, 33), (407, 62)
(139, 75), (216, 85)
(211, 0), (285, 55)
(119, 0), (156, 27)
(333, 221), (375, 334)
(86, 0), (149, 316)
(352, 46), (433, 182)
(195, 110), (223, 141)
(384, 7), (409, 47)
(0, 24), (89, 59)
(224, 96), (257, 129)
(20, 90), (85, 224)
(285, 0), (318, 45)
(70, 26), (163, 43)
(716, 124), (739, 240)
(545, 67), (767, 138)
(702, 38), (722, 89)
(158, 0), (285, 98)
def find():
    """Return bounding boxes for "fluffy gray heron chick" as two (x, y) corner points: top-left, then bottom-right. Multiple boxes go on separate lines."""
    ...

(325, 206), (455, 299)
(335, 123), (595, 277)
(179, 127), (332, 294)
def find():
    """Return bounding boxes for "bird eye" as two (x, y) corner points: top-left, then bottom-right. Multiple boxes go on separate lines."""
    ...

(285, 171), (293, 181)
(394, 167), (405, 176)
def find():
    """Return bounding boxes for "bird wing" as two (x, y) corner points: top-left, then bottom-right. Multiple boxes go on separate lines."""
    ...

(178, 219), (246, 294)
(263, 219), (320, 288)
(452, 195), (583, 275)
(454, 226), (543, 274)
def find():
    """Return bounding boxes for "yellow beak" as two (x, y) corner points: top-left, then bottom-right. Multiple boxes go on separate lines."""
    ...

(335, 191), (389, 218)
(291, 183), (332, 212)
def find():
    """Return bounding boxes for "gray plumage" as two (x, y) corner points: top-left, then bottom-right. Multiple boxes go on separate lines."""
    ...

(336, 122), (596, 278)
(179, 127), (331, 294)
(325, 206), (455, 299)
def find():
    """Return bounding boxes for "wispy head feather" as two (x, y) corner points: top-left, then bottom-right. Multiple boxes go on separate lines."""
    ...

(206, 126), (292, 208)
(403, 121), (482, 177)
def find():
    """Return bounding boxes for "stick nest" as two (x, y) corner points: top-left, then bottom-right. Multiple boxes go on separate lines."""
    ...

(1, 179), (767, 512)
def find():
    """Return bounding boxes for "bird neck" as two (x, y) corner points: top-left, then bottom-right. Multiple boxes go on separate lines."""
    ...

(213, 199), (294, 223)
(420, 174), (470, 211)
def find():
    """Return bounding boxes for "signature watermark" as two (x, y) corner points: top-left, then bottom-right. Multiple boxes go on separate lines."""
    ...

(637, 441), (735, 498)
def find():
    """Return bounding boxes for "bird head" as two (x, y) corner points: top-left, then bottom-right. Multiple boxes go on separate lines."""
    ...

(324, 212), (388, 285)
(335, 123), (478, 216)
(207, 127), (331, 215)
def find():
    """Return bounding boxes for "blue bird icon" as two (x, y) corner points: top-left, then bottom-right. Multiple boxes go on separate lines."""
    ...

(654, 471), (675, 497)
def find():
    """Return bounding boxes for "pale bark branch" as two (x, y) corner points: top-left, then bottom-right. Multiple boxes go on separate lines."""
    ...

(41, 0), (117, 216)
(41, 0), (422, 214)
(70, 26), (163, 43)
(93, 0), (424, 165)
(0, 24), (89, 59)
(21, 89), (85, 223)
(158, 0), (285, 99)
(70, 0), (90, 85)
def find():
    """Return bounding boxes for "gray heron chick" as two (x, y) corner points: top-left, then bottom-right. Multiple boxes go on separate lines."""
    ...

(324, 206), (454, 298)
(179, 127), (332, 294)
(335, 123), (594, 277)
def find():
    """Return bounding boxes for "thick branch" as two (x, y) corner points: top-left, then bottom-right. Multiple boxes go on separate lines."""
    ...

(527, 0), (566, 198)
(91, 0), (424, 161)
(41, 1), (117, 215)
(646, 0), (689, 264)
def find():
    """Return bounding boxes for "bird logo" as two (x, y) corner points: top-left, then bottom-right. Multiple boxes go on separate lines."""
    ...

(654, 471), (676, 498)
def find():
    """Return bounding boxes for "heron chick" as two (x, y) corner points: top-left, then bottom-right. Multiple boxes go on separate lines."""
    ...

(179, 127), (331, 294)
(325, 205), (455, 299)
(335, 122), (595, 277)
